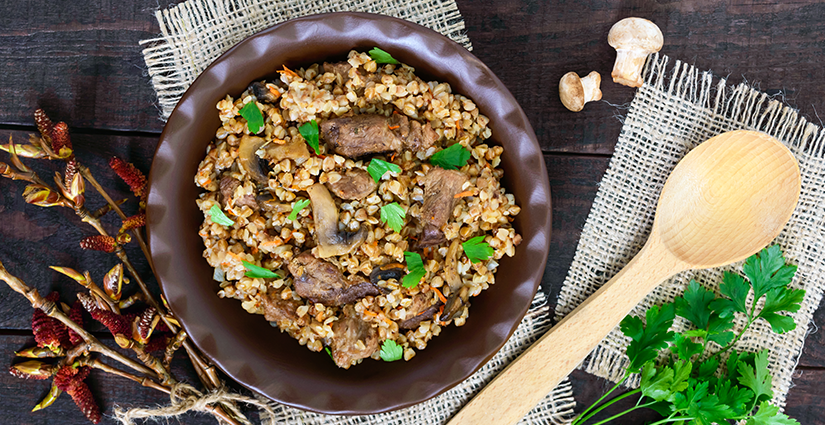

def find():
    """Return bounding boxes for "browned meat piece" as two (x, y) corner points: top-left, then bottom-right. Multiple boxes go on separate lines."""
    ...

(418, 167), (468, 247)
(219, 176), (259, 210)
(260, 290), (303, 324)
(323, 62), (356, 81)
(406, 120), (439, 152)
(329, 305), (379, 369)
(320, 113), (438, 158)
(398, 293), (442, 329)
(288, 252), (381, 306)
(326, 169), (377, 200)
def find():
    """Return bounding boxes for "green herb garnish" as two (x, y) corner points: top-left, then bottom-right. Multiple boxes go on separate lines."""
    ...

(368, 47), (399, 65)
(572, 245), (802, 425)
(239, 102), (264, 134)
(380, 202), (405, 233)
(324, 346), (333, 360)
(462, 236), (494, 263)
(379, 339), (403, 362)
(429, 143), (471, 170)
(288, 199), (311, 221)
(367, 158), (402, 182)
(242, 261), (281, 279)
(402, 251), (426, 289)
(299, 119), (320, 155)
(209, 204), (235, 226)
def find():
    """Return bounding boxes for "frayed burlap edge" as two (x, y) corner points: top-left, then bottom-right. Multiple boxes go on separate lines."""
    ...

(139, 0), (472, 120)
(554, 53), (825, 409)
(256, 292), (576, 425)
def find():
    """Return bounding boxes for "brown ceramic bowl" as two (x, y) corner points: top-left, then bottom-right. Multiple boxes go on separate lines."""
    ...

(147, 12), (551, 415)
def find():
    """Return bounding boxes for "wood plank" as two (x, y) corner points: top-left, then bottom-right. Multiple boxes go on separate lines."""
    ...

(0, 334), (237, 425)
(2, 1), (825, 154)
(0, 130), (156, 331)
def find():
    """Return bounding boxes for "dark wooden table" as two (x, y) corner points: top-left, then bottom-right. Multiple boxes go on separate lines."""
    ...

(1, 1), (824, 424)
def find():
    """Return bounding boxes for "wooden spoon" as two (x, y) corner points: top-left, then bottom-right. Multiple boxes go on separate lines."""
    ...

(448, 130), (801, 425)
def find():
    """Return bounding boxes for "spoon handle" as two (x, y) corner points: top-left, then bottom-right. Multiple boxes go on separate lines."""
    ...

(447, 235), (686, 425)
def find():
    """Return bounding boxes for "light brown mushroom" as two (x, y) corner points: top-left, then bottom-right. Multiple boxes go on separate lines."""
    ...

(306, 183), (367, 258)
(237, 134), (270, 184)
(559, 71), (602, 112)
(440, 238), (468, 322)
(608, 17), (663, 87)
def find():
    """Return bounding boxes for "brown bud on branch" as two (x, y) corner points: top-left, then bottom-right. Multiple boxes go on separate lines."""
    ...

(79, 235), (117, 253)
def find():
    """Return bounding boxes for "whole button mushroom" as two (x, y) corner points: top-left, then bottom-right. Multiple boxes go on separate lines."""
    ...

(559, 71), (603, 112)
(608, 17), (663, 87)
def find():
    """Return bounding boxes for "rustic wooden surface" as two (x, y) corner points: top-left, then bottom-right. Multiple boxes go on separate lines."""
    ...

(0, 1), (823, 424)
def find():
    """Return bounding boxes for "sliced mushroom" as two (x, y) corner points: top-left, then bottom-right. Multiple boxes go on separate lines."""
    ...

(369, 263), (406, 285)
(264, 137), (310, 164)
(256, 194), (293, 214)
(398, 293), (442, 330)
(248, 81), (281, 104)
(289, 251), (381, 306)
(440, 239), (468, 322)
(238, 134), (270, 184)
(307, 183), (368, 258)
(419, 167), (468, 247)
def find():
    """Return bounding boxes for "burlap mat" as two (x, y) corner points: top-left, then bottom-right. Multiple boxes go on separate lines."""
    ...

(555, 53), (825, 409)
(140, 0), (472, 120)
(139, 1), (575, 423)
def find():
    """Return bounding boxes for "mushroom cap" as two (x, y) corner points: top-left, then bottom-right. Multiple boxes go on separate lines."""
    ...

(559, 72), (585, 112)
(608, 17), (663, 52)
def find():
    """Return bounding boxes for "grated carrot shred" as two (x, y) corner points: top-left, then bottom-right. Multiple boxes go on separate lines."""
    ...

(277, 65), (299, 78)
(388, 125), (400, 130)
(362, 310), (378, 317)
(453, 190), (473, 199)
(283, 234), (292, 244)
(433, 287), (447, 304)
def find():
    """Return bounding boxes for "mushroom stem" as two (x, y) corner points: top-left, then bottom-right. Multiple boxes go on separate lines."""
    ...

(611, 49), (650, 87)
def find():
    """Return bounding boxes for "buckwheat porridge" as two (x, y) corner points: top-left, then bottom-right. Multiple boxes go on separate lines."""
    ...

(195, 49), (521, 368)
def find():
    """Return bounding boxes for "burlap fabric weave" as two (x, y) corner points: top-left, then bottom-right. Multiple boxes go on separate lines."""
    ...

(140, 0), (472, 120)
(555, 53), (825, 409)
(139, 1), (576, 423)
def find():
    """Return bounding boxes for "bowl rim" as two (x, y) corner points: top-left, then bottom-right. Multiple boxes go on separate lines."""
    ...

(147, 11), (552, 414)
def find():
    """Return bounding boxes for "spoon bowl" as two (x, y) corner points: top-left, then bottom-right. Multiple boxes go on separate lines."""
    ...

(657, 130), (800, 267)
(448, 130), (801, 425)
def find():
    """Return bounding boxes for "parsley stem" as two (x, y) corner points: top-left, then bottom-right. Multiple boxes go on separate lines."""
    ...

(573, 388), (641, 425)
(647, 417), (694, 425)
(572, 374), (629, 425)
(585, 401), (655, 425)
(709, 317), (755, 362)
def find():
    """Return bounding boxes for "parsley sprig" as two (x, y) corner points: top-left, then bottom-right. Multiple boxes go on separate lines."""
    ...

(367, 158), (401, 182)
(430, 143), (471, 170)
(239, 102), (264, 134)
(572, 246), (802, 425)
(380, 202), (405, 233)
(209, 204), (235, 226)
(380, 339), (403, 362)
(242, 261), (281, 279)
(462, 236), (494, 263)
(288, 199), (310, 221)
(369, 47), (399, 65)
(299, 119), (320, 155)
(402, 251), (426, 289)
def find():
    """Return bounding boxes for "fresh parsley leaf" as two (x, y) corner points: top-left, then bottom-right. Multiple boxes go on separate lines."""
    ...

(715, 378), (754, 416)
(696, 357), (720, 381)
(711, 271), (751, 317)
(673, 333), (703, 362)
(758, 287), (805, 333)
(620, 303), (676, 372)
(380, 202), (405, 233)
(379, 339), (403, 361)
(429, 143), (471, 170)
(367, 158), (401, 182)
(288, 199), (310, 221)
(242, 261), (281, 279)
(369, 47), (399, 65)
(402, 251), (426, 289)
(239, 102), (264, 134)
(747, 401), (800, 425)
(707, 314), (735, 347)
(325, 346), (333, 360)
(674, 381), (736, 425)
(675, 280), (716, 329)
(209, 204), (235, 226)
(640, 360), (691, 403)
(737, 349), (774, 404)
(743, 245), (798, 301)
(462, 236), (494, 263)
(299, 119), (320, 155)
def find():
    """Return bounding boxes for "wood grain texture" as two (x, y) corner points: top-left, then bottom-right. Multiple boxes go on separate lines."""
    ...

(1, 0), (824, 423)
